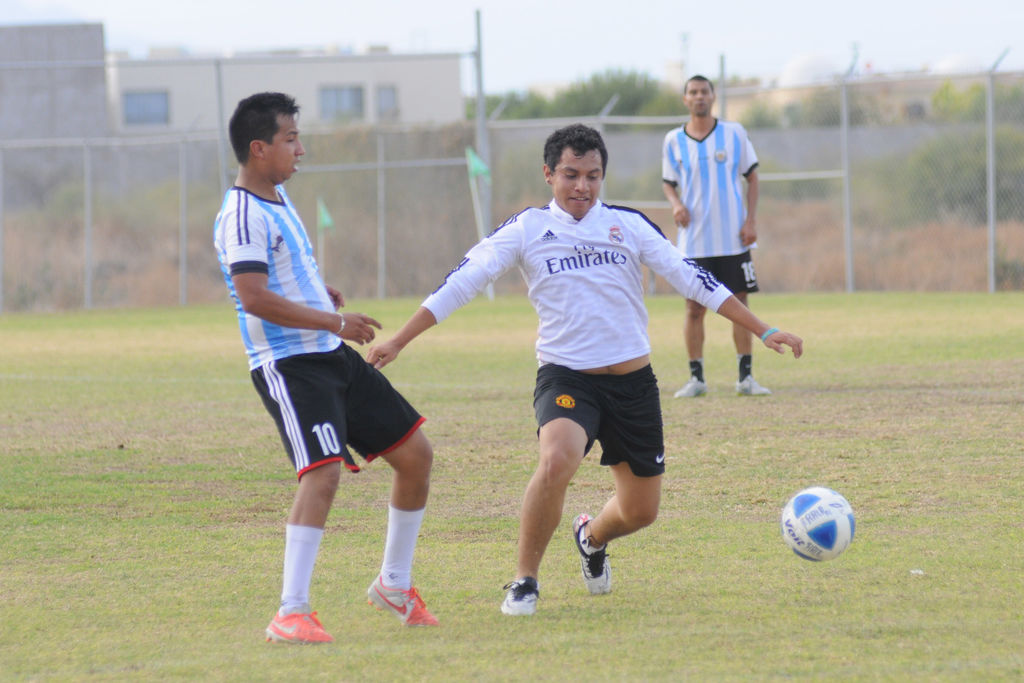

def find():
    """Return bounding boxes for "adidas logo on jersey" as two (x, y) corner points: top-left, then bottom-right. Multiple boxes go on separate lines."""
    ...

(541, 230), (558, 242)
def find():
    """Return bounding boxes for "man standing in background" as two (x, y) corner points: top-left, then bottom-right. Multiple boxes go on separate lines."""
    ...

(662, 75), (769, 397)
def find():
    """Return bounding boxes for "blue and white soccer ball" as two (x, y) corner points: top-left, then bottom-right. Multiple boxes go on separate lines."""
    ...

(780, 487), (855, 561)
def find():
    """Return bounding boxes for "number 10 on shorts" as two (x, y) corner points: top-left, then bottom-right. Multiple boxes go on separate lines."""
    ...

(311, 423), (342, 455)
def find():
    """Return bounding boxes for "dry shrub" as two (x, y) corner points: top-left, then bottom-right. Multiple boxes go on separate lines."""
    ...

(4, 190), (1024, 312)
(751, 199), (1024, 292)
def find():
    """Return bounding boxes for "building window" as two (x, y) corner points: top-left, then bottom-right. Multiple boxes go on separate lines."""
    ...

(320, 86), (364, 121)
(123, 91), (169, 125)
(377, 85), (399, 121)
(904, 101), (926, 121)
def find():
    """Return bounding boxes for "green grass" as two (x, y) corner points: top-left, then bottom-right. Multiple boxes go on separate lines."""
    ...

(2, 293), (1022, 680)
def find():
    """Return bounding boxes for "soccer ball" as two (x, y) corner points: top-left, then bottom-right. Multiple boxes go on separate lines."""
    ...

(780, 487), (855, 561)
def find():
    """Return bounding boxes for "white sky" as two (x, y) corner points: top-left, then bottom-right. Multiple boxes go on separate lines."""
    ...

(4, 0), (1023, 93)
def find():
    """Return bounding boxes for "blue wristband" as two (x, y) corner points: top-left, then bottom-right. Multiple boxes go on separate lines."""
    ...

(760, 327), (779, 342)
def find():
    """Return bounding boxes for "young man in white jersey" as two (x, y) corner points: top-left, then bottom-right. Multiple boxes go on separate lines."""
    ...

(366, 124), (803, 615)
(213, 92), (438, 643)
(662, 74), (769, 398)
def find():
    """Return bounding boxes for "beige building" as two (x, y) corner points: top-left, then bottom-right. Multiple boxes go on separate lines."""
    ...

(106, 47), (465, 134)
(0, 24), (464, 138)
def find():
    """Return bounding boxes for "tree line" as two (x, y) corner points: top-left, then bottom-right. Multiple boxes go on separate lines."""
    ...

(468, 70), (1024, 128)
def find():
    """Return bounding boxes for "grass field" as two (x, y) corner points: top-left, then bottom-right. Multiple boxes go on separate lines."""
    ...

(2, 292), (1022, 681)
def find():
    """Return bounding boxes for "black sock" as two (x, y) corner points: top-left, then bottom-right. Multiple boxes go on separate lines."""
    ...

(738, 354), (752, 381)
(689, 359), (704, 383)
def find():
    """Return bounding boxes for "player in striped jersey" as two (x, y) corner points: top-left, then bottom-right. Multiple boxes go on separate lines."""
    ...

(367, 124), (802, 616)
(662, 75), (770, 398)
(214, 93), (438, 643)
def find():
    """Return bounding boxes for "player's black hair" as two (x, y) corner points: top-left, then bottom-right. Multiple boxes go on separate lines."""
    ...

(543, 123), (608, 173)
(684, 74), (715, 94)
(228, 92), (300, 164)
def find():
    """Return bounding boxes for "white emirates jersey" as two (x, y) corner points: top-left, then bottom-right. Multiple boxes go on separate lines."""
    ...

(422, 200), (732, 370)
(662, 119), (758, 258)
(214, 185), (341, 370)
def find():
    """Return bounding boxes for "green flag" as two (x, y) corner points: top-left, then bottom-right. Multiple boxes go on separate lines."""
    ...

(316, 197), (335, 232)
(465, 147), (491, 184)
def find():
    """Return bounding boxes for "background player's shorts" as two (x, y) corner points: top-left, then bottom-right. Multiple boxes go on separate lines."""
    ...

(533, 363), (665, 477)
(690, 251), (759, 294)
(251, 344), (425, 478)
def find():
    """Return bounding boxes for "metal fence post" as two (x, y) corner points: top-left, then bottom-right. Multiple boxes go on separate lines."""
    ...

(718, 54), (727, 119)
(215, 59), (229, 196)
(83, 143), (93, 309)
(985, 49), (1009, 293)
(473, 10), (492, 239)
(839, 79), (854, 293)
(986, 72), (996, 293)
(376, 131), (387, 299)
(596, 94), (619, 204)
(179, 139), (188, 305)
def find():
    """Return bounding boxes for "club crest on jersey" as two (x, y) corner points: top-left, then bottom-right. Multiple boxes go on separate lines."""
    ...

(715, 149), (728, 163)
(608, 226), (624, 244)
(555, 394), (576, 409)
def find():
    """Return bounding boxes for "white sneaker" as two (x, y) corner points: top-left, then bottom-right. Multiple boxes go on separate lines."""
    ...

(736, 376), (772, 396)
(673, 377), (707, 398)
(501, 577), (539, 616)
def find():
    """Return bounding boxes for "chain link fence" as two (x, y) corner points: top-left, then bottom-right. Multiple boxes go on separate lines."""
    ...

(2, 71), (1023, 312)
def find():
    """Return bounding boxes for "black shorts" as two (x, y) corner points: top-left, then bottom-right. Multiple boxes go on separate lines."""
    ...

(251, 344), (425, 478)
(691, 251), (759, 294)
(533, 363), (665, 477)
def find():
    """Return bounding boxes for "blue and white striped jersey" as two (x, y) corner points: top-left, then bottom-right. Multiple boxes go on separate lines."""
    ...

(214, 185), (341, 370)
(662, 119), (758, 258)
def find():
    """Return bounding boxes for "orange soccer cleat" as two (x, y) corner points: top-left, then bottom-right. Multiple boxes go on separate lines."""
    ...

(265, 606), (334, 644)
(367, 575), (439, 626)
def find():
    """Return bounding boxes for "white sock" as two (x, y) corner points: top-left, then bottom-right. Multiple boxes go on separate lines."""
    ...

(380, 505), (425, 590)
(280, 524), (324, 613)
